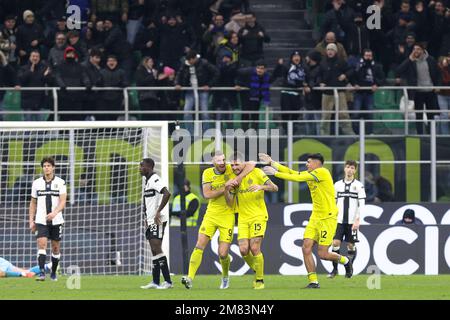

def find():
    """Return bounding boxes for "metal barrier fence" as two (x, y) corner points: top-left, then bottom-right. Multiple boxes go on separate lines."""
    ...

(1, 85), (449, 136)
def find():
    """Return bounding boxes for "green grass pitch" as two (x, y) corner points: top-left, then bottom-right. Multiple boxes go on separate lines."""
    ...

(1, 275), (450, 300)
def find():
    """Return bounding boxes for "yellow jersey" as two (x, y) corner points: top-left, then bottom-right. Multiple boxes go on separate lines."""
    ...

(273, 162), (337, 220)
(202, 164), (234, 217)
(231, 168), (270, 222)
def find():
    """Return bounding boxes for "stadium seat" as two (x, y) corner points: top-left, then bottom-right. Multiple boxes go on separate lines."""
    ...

(3, 91), (23, 121)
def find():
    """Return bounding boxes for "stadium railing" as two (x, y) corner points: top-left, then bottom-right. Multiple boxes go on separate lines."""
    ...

(0, 85), (449, 137)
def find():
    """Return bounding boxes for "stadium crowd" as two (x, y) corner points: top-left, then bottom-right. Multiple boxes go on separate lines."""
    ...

(0, 0), (449, 134)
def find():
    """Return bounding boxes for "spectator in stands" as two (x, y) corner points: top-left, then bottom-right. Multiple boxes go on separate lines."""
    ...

(315, 31), (348, 62)
(102, 17), (133, 82)
(0, 50), (18, 121)
(219, 0), (250, 21)
(53, 46), (91, 121)
(175, 50), (219, 133)
(158, 66), (181, 122)
(134, 19), (159, 61)
(216, 31), (240, 65)
(17, 50), (51, 121)
(412, 1), (429, 44)
(16, 10), (45, 66)
(0, 15), (18, 68)
(347, 12), (370, 66)
(317, 43), (355, 135)
(67, 31), (88, 64)
(320, 0), (355, 50)
(90, 0), (129, 24)
(387, 12), (415, 52)
(235, 60), (273, 130)
(395, 32), (417, 66)
(428, 0), (450, 57)
(127, 0), (146, 46)
(159, 14), (195, 71)
(375, 175), (395, 202)
(203, 14), (228, 63)
(238, 12), (270, 67)
(364, 171), (378, 203)
(48, 32), (67, 69)
(213, 51), (239, 123)
(87, 20), (107, 51)
(395, 209), (423, 225)
(272, 50), (309, 123)
(351, 49), (385, 134)
(99, 55), (129, 120)
(304, 50), (323, 135)
(224, 12), (248, 34)
(135, 56), (160, 120)
(45, 16), (68, 50)
(81, 49), (103, 120)
(396, 43), (441, 134)
(437, 55), (450, 135)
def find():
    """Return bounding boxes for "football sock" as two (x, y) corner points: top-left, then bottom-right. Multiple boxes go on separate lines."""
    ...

(51, 253), (60, 275)
(332, 247), (340, 271)
(151, 254), (162, 285)
(188, 247), (204, 280)
(243, 252), (255, 270)
(308, 272), (318, 284)
(38, 249), (46, 273)
(339, 255), (349, 265)
(158, 255), (172, 284)
(253, 253), (264, 281)
(348, 248), (356, 262)
(5, 271), (22, 277)
(220, 255), (230, 278)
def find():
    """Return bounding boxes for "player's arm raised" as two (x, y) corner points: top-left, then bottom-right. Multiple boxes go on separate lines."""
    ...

(259, 153), (299, 175)
(155, 187), (171, 225)
(263, 165), (318, 183)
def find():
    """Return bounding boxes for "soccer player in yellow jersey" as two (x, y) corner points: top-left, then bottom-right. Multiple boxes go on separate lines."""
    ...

(259, 152), (353, 289)
(224, 152), (278, 290)
(181, 151), (255, 290)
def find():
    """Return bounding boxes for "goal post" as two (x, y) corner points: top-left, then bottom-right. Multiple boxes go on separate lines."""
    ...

(0, 121), (170, 275)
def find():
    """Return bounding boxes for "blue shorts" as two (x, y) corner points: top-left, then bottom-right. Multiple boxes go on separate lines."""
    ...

(0, 257), (15, 273)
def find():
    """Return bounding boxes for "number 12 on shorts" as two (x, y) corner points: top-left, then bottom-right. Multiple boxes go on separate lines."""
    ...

(321, 230), (327, 239)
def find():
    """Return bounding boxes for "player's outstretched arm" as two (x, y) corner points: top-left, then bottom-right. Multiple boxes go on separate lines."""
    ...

(274, 170), (318, 183)
(259, 153), (298, 175)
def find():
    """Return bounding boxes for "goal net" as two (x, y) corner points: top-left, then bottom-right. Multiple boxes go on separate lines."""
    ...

(0, 121), (169, 275)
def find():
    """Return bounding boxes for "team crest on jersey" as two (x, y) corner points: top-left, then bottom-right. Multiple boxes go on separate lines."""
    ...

(247, 179), (253, 185)
(213, 176), (217, 180)
(224, 175), (229, 181)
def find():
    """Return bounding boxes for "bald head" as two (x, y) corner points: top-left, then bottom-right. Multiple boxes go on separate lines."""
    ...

(325, 32), (336, 44)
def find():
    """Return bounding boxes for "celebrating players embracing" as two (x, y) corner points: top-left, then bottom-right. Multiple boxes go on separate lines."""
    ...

(224, 152), (278, 289)
(260, 153), (353, 288)
(181, 150), (255, 290)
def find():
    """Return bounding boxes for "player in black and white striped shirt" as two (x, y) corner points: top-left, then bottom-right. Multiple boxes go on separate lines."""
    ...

(328, 160), (365, 279)
(139, 158), (172, 290)
(29, 157), (67, 281)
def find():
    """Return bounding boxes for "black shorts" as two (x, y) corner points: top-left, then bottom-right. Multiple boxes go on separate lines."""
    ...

(333, 223), (354, 243)
(36, 223), (63, 241)
(145, 222), (167, 241)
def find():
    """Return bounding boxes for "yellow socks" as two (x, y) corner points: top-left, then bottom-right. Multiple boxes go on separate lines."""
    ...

(188, 248), (203, 280)
(339, 255), (349, 265)
(253, 253), (264, 281)
(220, 255), (231, 278)
(243, 253), (255, 270)
(308, 272), (318, 284)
